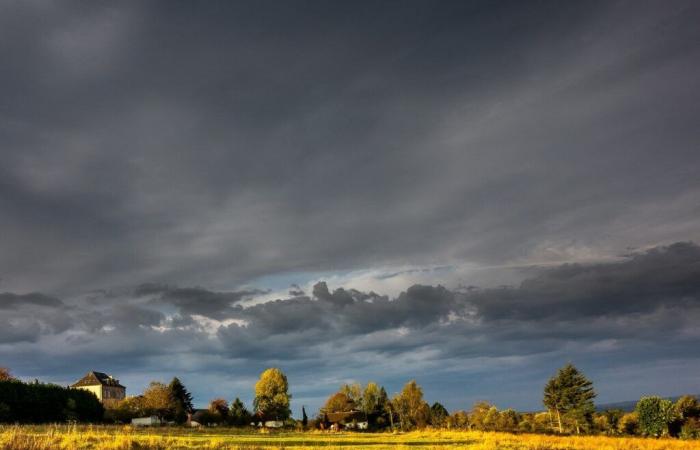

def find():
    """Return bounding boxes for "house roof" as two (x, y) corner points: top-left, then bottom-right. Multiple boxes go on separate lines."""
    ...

(325, 410), (364, 423)
(71, 371), (125, 389)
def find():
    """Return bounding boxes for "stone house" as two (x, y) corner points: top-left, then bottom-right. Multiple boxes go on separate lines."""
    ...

(71, 371), (126, 407)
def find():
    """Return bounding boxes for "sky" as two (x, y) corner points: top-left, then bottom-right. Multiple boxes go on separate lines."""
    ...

(1, 0), (700, 414)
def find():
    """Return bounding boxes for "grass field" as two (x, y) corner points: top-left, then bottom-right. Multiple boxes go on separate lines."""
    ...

(2, 426), (700, 450)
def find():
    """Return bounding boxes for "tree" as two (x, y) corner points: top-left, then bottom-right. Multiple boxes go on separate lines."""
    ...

(253, 368), (291, 420)
(392, 380), (431, 430)
(169, 377), (194, 424)
(208, 398), (229, 422)
(340, 383), (363, 403)
(0, 378), (103, 423)
(675, 395), (699, 420)
(0, 367), (15, 382)
(108, 396), (146, 423)
(142, 381), (173, 419)
(361, 382), (382, 416)
(543, 363), (596, 433)
(447, 410), (469, 429)
(636, 396), (677, 437)
(323, 392), (355, 413)
(229, 397), (251, 426)
(378, 386), (394, 430)
(430, 402), (449, 428)
(497, 408), (520, 431)
(600, 409), (624, 434)
(469, 401), (494, 431)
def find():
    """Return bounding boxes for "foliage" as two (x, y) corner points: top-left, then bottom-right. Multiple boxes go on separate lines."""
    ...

(168, 377), (194, 424)
(142, 381), (172, 419)
(681, 418), (700, 440)
(497, 408), (520, 431)
(361, 382), (383, 416)
(340, 383), (362, 403)
(323, 392), (355, 414)
(618, 412), (640, 435)
(229, 397), (251, 426)
(0, 380), (103, 423)
(253, 368), (291, 420)
(543, 363), (596, 433)
(208, 398), (229, 423)
(392, 380), (431, 430)
(106, 396), (146, 423)
(430, 402), (449, 427)
(677, 396), (700, 420)
(447, 410), (470, 429)
(0, 368), (15, 382)
(596, 409), (624, 435)
(469, 401), (495, 431)
(637, 396), (678, 437)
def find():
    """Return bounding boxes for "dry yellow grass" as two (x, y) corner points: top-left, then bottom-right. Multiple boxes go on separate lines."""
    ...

(1, 426), (699, 450)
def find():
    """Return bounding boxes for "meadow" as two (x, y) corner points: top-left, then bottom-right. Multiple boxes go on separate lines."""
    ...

(2, 426), (700, 450)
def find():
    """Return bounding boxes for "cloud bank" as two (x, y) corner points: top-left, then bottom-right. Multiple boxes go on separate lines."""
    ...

(2, 243), (699, 411)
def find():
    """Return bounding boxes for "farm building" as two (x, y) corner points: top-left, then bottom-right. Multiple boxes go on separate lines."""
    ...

(71, 371), (126, 407)
(323, 411), (368, 430)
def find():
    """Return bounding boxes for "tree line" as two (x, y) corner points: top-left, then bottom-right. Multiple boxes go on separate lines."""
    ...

(0, 369), (103, 423)
(194, 364), (698, 439)
(1, 364), (698, 439)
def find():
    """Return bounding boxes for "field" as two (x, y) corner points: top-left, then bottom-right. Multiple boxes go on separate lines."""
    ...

(2, 426), (700, 450)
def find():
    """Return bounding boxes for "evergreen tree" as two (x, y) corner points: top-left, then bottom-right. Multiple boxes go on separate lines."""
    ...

(430, 402), (449, 427)
(168, 377), (193, 424)
(379, 386), (394, 430)
(229, 397), (251, 426)
(543, 363), (596, 433)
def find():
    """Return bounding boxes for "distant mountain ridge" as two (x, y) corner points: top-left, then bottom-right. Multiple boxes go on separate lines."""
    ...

(596, 394), (699, 412)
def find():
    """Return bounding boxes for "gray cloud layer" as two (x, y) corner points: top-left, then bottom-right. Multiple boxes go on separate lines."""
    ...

(1, 243), (699, 411)
(1, 1), (699, 296)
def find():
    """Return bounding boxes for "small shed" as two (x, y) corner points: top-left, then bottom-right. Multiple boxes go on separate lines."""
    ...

(131, 416), (161, 426)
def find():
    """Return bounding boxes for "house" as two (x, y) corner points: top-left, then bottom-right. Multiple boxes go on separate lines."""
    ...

(323, 410), (367, 431)
(71, 371), (126, 407)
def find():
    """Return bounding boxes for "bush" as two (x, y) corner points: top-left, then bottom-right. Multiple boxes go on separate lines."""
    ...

(680, 419), (700, 439)
(618, 412), (639, 435)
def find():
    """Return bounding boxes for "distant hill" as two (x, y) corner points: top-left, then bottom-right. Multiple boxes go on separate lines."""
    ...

(596, 394), (699, 412)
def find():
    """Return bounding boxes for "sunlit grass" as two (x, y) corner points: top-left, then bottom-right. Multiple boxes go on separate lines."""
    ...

(1, 425), (699, 449)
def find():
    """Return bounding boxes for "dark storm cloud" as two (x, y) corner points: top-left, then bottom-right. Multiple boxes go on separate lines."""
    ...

(1, 1), (699, 294)
(470, 242), (700, 321)
(1, 242), (700, 409)
(134, 283), (259, 318)
(214, 243), (700, 355)
(0, 292), (64, 309)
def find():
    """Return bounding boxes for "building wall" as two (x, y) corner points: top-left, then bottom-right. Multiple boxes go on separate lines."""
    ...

(103, 386), (126, 401)
(76, 385), (103, 401)
(75, 384), (126, 406)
